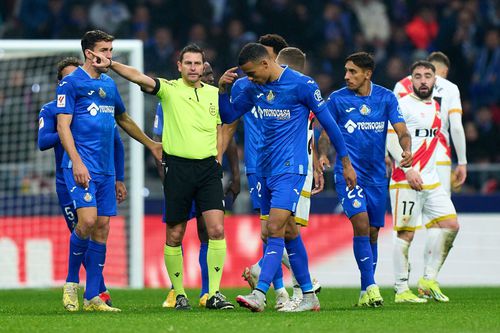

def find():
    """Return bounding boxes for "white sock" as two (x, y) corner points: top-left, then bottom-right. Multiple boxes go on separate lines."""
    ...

(394, 237), (411, 294)
(424, 228), (458, 280)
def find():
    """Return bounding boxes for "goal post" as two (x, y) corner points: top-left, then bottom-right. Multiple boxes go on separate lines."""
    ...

(0, 39), (144, 288)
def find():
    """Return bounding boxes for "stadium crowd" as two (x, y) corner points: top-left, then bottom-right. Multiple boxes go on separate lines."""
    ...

(1, 0), (498, 192)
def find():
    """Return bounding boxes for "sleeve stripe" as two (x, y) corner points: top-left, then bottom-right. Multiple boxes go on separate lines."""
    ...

(448, 108), (462, 114)
(388, 129), (396, 133)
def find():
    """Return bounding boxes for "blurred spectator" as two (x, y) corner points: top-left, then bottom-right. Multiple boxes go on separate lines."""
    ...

(130, 5), (151, 41)
(470, 28), (500, 108)
(475, 106), (500, 161)
(319, 40), (348, 90)
(89, 0), (131, 36)
(144, 27), (176, 78)
(226, 19), (256, 64)
(39, 0), (67, 39)
(375, 56), (407, 89)
(405, 7), (438, 50)
(60, 3), (92, 39)
(350, 0), (390, 45)
(321, 2), (359, 51)
(16, 0), (49, 38)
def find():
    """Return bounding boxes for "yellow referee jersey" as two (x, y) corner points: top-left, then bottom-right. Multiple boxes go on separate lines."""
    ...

(154, 78), (221, 159)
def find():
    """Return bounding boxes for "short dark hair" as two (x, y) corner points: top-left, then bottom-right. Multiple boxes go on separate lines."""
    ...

(238, 43), (270, 66)
(410, 60), (436, 74)
(258, 34), (288, 55)
(276, 47), (306, 72)
(81, 30), (114, 58)
(178, 43), (205, 63)
(427, 51), (450, 69)
(56, 57), (82, 81)
(345, 52), (375, 71)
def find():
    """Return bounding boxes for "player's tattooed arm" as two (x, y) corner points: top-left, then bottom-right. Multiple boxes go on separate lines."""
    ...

(317, 129), (331, 170)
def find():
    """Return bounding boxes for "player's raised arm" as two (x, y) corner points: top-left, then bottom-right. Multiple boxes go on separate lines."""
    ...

(88, 49), (156, 93)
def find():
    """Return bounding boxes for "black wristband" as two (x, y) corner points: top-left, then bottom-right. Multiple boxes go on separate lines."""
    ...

(107, 58), (113, 68)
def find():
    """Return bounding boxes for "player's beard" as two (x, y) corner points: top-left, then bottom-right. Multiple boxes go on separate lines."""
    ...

(413, 84), (434, 100)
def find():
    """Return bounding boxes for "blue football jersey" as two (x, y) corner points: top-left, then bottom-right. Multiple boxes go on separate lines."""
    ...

(327, 83), (405, 186)
(153, 102), (163, 136)
(56, 67), (125, 175)
(232, 67), (330, 177)
(231, 78), (260, 174)
(38, 100), (65, 186)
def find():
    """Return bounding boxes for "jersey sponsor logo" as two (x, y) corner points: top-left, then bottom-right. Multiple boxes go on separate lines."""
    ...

(252, 106), (263, 119)
(83, 193), (92, 202)
(98, 87), (106, 98)
(359, 104), (371, 116)
(39, 117), (44, 129)
(345, 107), (355, 113)
(87, 103), (99, 116)
(415, 128), (439, 137)
(344, 119), (385, 133)
(262, 108), (290, 120)
(88, 90), (95, 95)
(266, 90), (275, 102)
(209, 103), (217, 116)
(57, 94), (66, 107)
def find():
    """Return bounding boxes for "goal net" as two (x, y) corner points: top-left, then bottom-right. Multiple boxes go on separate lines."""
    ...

(0, 40), (145, 288)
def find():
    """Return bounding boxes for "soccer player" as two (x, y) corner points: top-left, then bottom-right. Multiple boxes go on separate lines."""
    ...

(393, 52), (467, 194)
(57, 30), (162, 312)
(387, 61), (460, 303)
(218, 43), (357, 312)
(154, 61), (240, 308)
(38, 57), (127, 309)
(91, 43), (234, 310)
(222, 34), (292, 309)
(317, 52), (412, 307)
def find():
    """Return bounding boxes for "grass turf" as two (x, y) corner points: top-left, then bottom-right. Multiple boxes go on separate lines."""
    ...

(0, 287), (499, 333)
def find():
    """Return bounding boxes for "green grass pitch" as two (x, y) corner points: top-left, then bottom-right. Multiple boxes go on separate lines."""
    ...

(1, 287), (499, 333)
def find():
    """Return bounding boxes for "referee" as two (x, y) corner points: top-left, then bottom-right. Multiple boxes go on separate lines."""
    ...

(89, 44), (234, 310)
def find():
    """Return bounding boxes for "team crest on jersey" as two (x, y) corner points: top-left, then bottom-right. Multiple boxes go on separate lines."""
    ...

(352, 199), (361, 208)
(39, 117), (44, 129)
(83, 193), (93, 202)
(98, 87), (106, 99)
(266, 90), (275, 102)
(209, 103), (217, 116)
(359, 104), (371, 116)
(314, 89), (323, 102)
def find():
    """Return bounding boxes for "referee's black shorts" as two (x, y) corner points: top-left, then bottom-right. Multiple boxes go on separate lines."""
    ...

(163, 153), (224, 225)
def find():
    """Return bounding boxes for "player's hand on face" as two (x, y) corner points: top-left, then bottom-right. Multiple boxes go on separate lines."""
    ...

(400, 150), (413, 168)
(405, 169), (423, 191)
(311, 169), (324, 195)
(115, 181), (128, 204)
(218, 67), (238, 93)
(318, 154), (331, 171)
(73, 160), (91, 189)
(453, 164), (467, 186)
(87, 49), (110, 69)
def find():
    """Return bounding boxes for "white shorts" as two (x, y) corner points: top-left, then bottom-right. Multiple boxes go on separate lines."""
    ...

(390, 185), (456, 231)
(294, 170), (313, 227)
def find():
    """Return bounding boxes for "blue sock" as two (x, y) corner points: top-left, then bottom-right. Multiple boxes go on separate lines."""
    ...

(199, 242), (209, 296)
(258, 243), (266, 268)
(66, 231), (88, 283)
(256, 237), (284, 294)
(285, 235), (313, 292)
(272, 265), (284, 290)
(99, 274), (107, 294)
(371, 241), (378, 273)
(84, 240), (106, 300)
(353, 236), (375, 291)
